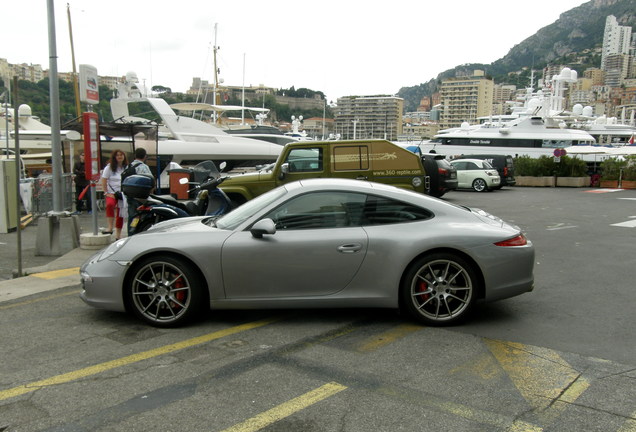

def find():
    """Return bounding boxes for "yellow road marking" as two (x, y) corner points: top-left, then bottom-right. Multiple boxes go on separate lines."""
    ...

(31, 267), (80, 279)
(485, 339), (590, 423)
(356, 323), (423, 352)
(617, 412), (636, 432)
(0, 318), (278, 401)
(378, 386), (543, 431)
(508, 420), (544, 432)
(220, 382), (347, 432)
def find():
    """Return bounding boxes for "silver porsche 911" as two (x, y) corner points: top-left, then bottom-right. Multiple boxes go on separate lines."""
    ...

(80, 178), (534, 327)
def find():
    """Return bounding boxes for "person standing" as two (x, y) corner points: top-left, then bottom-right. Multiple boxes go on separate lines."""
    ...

(72, 152), (92, 214)
(101, 150), (127, 240)
(125, 147), (153, 235)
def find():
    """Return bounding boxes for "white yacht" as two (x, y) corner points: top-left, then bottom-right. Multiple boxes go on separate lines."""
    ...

(169, 102), (298, 146)
(420, 115), (598, 159)
(417, 67), (635, 161)
(109, 73), (283, 171)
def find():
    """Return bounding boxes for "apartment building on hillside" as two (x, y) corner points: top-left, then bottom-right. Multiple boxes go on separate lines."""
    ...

(439, 70), (494, 129)
(334, 96), (403, 140)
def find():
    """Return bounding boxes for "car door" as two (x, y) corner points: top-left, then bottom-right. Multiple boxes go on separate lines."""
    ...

(221, 191), (369, 298)
(452, 161), (470, 188)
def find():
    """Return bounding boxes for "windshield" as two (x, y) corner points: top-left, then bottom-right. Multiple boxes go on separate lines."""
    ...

(191, 160), (220, 180)
(214, 187), (288, 230)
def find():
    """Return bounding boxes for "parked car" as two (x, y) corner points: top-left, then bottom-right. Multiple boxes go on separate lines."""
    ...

(80, 178), (534, 328)
(450, 158), (501, 192)
(421, 153), (458, 198)
(459, 154), (516, 188)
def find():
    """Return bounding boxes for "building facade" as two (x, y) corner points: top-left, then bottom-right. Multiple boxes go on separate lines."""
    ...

(439, 70), (494, 129)
(334, 96), (404, 140)
(601, 15), (633, 70)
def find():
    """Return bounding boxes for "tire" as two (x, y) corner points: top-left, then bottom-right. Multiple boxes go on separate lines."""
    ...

(125, 256), (206, 327)
(430, 188), (444, 198)
(400, 253), (478, 326)
(472, 178), (488, 192)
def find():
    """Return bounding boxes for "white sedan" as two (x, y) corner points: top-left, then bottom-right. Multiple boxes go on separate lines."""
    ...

(450, 158), (501, 192)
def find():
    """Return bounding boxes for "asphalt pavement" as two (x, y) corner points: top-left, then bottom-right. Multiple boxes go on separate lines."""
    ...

(0, 211), (108, 302)
(1, 186), (636, 431)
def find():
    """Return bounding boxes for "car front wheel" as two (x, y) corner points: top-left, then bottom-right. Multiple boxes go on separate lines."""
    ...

(401, 253), (477, 326)
(472, 178), (488, 192)
(126, 256), (205, 327)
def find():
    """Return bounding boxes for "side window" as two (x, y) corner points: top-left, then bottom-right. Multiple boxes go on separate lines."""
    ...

(466, 162), (478, 170)
(264, 192), (366, 230)
(361, 195), (433, 225)
(286, 148), (323, 172)
(333, 145), (369, 171)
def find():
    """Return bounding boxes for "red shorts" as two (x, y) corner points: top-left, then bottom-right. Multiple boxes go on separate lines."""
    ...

(105, 196), (123, 229)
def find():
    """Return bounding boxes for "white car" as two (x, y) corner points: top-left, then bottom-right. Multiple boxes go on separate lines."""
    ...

(450, 158), (501, 192)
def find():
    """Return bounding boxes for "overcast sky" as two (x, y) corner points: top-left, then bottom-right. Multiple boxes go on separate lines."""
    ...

(3, 0), (588, 102)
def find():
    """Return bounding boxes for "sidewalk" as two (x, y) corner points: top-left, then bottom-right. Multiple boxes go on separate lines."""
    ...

(0, 212), (114, 302)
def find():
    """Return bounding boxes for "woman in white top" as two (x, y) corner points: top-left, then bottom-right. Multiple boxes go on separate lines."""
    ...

(101, 149), (128, 239)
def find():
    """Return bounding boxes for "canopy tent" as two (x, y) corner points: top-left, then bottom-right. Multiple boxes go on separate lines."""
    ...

(170, 103), (269, 113)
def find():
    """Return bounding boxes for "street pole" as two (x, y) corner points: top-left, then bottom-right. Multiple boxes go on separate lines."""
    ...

(12, 77), (22, 276)
(47, 0), (63, 213)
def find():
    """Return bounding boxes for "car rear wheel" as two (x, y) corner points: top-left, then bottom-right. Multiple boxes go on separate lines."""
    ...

(472, 178), (488, 192)
(401, 253), (477, 326)
(126, 256), (205, 327)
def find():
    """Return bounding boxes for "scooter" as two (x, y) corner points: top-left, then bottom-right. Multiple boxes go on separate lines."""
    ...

(130, 161), (232, 234)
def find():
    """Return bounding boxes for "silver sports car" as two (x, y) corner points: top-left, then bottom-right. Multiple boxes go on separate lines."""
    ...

(80, 178), (534, 327)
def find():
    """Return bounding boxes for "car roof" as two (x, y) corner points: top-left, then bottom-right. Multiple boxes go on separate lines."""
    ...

(450, 158), (487, 164)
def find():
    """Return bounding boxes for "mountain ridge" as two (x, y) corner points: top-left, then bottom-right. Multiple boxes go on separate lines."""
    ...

(397, 0), (636, 112)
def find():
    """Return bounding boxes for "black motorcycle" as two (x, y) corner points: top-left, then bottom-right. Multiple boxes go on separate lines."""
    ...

(128, 161), (232, 234)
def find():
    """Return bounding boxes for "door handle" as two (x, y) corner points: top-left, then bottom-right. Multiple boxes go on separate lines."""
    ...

(337, 243), (363, 253)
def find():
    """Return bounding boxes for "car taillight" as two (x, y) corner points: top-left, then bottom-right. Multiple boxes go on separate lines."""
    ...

(504, 167), (509, 176)
(438, 168), (448, 175)
(495, 234), (528, 247)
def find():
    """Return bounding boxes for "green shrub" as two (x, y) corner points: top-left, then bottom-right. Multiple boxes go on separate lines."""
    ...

(555, 156), (588, 177)
(514, 155), (588, 177)
(600, 157), (627, 180)
(623, 155), (636, 181)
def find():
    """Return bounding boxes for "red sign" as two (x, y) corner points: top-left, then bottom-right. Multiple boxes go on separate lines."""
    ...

(553, 148), (567, 157)
(82, 112), (101, 181)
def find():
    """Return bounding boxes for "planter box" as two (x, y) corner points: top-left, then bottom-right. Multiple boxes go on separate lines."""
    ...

(621, 180), (636, 189)
(515, 176), (556, 187)
(600, 180), (619, 188)
(556, 176), (590, 187)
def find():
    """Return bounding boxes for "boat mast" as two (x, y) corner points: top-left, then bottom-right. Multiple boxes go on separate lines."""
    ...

(212, 23), (219, 123)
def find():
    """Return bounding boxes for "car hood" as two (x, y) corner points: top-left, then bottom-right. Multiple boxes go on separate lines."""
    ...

(143, 216), (217, 234)
(224, 170), (272, 184)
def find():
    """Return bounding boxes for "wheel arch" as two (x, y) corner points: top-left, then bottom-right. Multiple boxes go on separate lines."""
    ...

(122, 251), (210, 313)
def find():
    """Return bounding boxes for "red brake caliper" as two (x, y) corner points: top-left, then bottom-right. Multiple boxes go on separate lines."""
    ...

(416, 280), (430, 303)
(173, 277), (186, 308)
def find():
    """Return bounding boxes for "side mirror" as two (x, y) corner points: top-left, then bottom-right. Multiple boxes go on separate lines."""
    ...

(250, 218), (276, 238)
(279, 163), (289, 180)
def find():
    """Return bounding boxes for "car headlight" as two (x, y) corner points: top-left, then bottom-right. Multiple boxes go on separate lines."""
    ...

(412, 177), (423, 187)
(97, 238), (129, 261)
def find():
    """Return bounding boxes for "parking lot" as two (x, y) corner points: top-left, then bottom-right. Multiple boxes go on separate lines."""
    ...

(1, 186), (635, 431)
